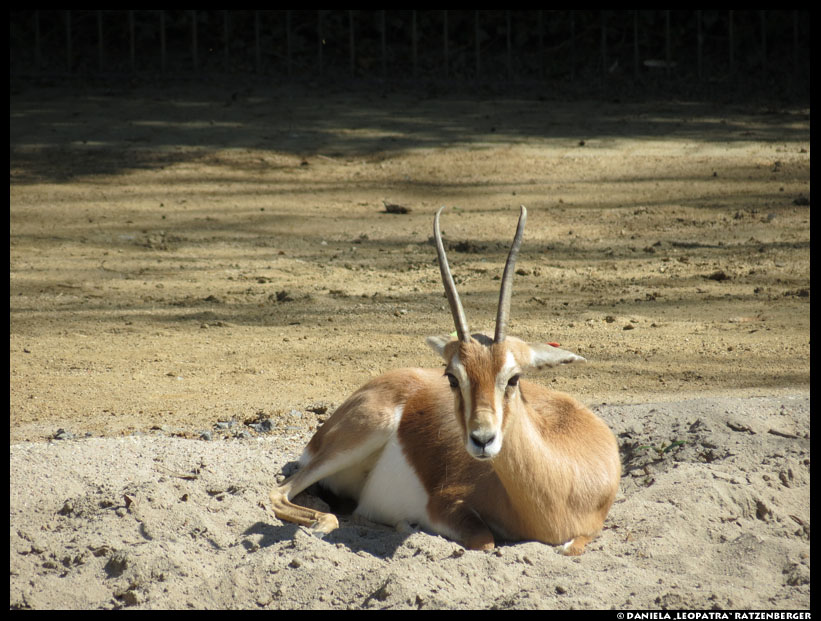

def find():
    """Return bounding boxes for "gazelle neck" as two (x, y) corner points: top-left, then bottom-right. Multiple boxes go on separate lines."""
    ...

(489, 390), (564, 537)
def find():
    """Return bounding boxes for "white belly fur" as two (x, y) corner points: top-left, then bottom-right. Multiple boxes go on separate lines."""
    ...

(354, 434), (431, 530)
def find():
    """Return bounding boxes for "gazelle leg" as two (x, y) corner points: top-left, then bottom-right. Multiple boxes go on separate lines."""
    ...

(270, 473), (339, 533)
(429, 498), (496, 551)
(270, 429), (392, 534)
(458, 516), (496, 551)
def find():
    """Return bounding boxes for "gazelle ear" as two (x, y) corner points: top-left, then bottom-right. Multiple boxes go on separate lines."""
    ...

(528, 343), (586, 369)
(426, 335), (452, 358)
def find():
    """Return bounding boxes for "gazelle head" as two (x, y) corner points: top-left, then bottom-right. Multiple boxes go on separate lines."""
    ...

(427, 206), (585, 460)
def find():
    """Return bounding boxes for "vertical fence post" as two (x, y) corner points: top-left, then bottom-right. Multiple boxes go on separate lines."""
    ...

(65, 10), (71, 74)
(442, 10), (449, 79)
(506, 11), (512, 80)
(255, 11), (261, 73)
(223, 11), (229, 70)
(191, 10), (198, 71)
(665, 10), (671, 78)
(696, 10), (703, 81)
(349, 10), (355, 77)
(380, 10), (387, 79)
(411, 10), (418, 78)
(728, 10), (734, 75)
(317, 11), (323, 77)
(159, 11), (166, 73)
(286, 10), (293, 77)
(759, 10), (767, 77)
(570, 11), (575, 81)
(474, 10), (480, 80)
(97, 11), (104, 72)
(538, 10), (544, 80)
(633, 11), (640, 79)
(793, 10), (800, 77)
(792, 10), (798, 77)
(129, 11), (135, 73)
(33, 11), (42, 72)
(600, 11), (607, 75)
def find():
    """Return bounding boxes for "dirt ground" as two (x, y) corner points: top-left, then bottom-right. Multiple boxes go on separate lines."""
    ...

(9, 83), (810, 610)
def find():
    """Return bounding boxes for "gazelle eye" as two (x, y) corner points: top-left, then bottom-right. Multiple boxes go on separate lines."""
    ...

(507, 374), (520, 387)
(445, 373), (459, 389)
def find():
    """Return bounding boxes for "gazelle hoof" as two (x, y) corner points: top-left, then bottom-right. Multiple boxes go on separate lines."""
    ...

(311, 513), (339, 534)
(559, 535), (592, 556)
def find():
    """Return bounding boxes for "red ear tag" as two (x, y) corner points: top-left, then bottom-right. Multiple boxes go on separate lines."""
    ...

(547, 342), (561, 347)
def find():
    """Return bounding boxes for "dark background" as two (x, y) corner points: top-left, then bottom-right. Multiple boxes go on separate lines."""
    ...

(9, 10), (811, 101)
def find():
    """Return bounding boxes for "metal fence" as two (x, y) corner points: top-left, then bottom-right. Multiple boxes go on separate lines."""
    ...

(9, 10), (810, 92)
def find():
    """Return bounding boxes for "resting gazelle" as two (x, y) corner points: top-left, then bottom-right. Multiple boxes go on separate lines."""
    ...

(270, 206), (620, 554)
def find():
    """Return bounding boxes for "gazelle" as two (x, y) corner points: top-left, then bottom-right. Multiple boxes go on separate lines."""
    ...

(270, 206), (620, 554)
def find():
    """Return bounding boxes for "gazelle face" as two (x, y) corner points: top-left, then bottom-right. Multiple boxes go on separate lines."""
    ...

(428, 334), (585, 461)
(442, 339), (523, 460)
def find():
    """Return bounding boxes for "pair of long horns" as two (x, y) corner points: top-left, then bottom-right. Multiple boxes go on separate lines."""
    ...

(433, 205), (527, 344)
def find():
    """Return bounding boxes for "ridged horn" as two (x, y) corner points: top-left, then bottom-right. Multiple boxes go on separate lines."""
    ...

(434, 206), (470, 343)
(494, 205), (527, 344)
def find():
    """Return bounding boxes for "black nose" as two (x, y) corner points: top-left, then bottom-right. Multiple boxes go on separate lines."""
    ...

(470, 431), (496, 451)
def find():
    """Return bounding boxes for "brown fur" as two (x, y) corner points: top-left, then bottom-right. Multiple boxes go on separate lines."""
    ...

(398, 341), (620, 552)
(270, 340), (621, 554)
(271, 206), (620, 554)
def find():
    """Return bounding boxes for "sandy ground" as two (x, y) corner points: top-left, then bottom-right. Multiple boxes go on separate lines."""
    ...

(9, 82), (810, 609)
